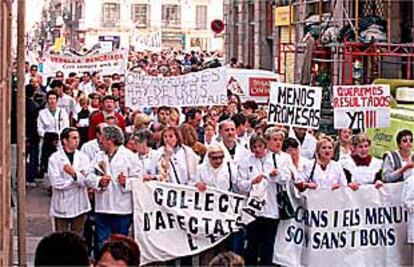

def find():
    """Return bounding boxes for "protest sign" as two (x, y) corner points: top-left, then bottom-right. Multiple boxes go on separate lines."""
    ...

(226, 68), (280, 103)
(43, 51), (127, 76)
(132, 181), (264, 265)
(333, 85), (391, 129)
(125, 67), (227, 109)
(268, 83), (322, 129)
(131, 30), (162, 51)
(273, 183), (412, 267)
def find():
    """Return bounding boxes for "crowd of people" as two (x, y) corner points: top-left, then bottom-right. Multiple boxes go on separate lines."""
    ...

(19, 49), (414, 266)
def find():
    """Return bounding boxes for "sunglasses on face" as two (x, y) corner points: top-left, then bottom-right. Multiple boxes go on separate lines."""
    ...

(209, 155), (224, 161)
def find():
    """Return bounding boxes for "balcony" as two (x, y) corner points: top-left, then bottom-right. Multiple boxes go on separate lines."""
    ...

(161, 19), (181, 29)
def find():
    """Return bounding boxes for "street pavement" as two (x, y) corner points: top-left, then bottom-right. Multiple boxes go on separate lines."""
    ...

(13, 181), (52, 266)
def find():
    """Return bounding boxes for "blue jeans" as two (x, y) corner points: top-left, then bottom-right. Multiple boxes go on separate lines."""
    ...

(95, 213), (132, 254)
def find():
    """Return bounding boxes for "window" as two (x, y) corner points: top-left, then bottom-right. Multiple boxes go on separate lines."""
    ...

(195, 5), (207, 30)
(131, 4), (149, 27)
(162, 4), (180, 28)
(102, 3), (120, 28)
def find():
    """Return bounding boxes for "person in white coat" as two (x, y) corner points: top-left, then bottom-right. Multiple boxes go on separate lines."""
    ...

(342, 133), (383, 190)
(87, 125), (143, 251)
(298, 136), (347, 190)
(80, 123), (107, 162)
(48, 127), (91, 235)
(289, 127), (317, 160)
(133, 129), (160, 181)
(155, 126), (199, 185)
(217, 120), (250, 167)
(38, 90), (70, 180)
(238, 134), (290, 266)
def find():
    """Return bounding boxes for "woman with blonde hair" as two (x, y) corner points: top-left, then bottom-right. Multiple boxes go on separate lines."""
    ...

(342, 133), (383, 190)
(298, 136), (347, 190)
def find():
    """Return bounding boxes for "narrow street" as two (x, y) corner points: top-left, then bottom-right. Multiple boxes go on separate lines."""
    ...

(13, 183), (52, 266)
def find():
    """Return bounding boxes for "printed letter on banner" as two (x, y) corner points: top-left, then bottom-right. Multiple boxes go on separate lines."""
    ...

(132, 181), (264, 265)
(268, 83), (322, 129)
(333, 84), (391, 129)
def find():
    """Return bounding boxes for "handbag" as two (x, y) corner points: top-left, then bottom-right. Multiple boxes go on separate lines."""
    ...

(273, 153), (295, 220)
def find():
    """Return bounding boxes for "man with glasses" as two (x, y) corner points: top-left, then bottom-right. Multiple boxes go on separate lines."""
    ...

(383, 129), (414, 182)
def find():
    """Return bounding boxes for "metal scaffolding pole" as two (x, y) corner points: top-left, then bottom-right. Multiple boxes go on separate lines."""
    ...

(16, 0), (27, 266)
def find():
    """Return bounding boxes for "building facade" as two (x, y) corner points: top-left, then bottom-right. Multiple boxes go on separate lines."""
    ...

(51, 0), (224, 52)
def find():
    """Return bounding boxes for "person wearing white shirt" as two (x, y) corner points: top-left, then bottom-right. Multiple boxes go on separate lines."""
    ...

(79, 72), (95, 95)
(238, 134), (290, 266)
(342, 133), (383, 190)
(383, 129), (414, 182)
(37, 90), (70, 177)
(87, 125), (143, 251)
(289, 127), (317, 160)
(48, 127), (91, 235)
(81, 123), (107, 161)
(283, 137), (311, 173)
(155, 126), (199, 185)
(298, 136), (347, 190)
(333, 128), (353, 161)
(217, 120), (250, 167)
(133, 129), (160, 180)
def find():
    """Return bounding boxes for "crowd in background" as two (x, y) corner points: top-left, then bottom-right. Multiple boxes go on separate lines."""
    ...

(14, 48), (414, 266)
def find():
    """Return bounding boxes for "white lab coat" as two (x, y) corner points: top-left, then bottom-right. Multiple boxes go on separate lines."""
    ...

(238, 152), (291, 219)
(155, 145), (199, 185)
(217, 140), (251, 167)
(341, 157), (383, 185)
(81, 139), (100, 162)
(193, 160), (250, 194)
(87, 145), (143, 214)
(289, 128), (317, 160)
(79, 81), (95, 95)
(37, 107), (70, 138)
(299, 160), (347, 189)
(138, 149), (161, 176)
(48, 149), (91, 218)
(58, 93), (78, 121)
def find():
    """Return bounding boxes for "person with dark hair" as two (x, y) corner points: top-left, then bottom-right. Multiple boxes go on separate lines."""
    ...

(185, 108), (204, 142)
(52, 78), (78, 123)
(231, 113), (248, 149)
(157, 106), (171, 126)
(88, 95), (126, 140)
(79, 71), (94, 95)
(95, 239), (139, 267)
(48, 127), (91, 234)
(332, 128), (352, 161)
(37, 90), (70, 181)
(35, 232), (89, 267)
(289, 127), (317, 160)
(242, 100), (258, 116)
(208, 251), (245, 267)
(282, 137), (311, 173)
(383, 129), (414, 182)
(26, 84), (41, 187)
(87, 125), (142, 252)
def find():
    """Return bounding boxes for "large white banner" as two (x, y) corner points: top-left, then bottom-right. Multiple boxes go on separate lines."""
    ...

(43, 51), (128, 76)
(274, 183), (412, 267)
(226, 68), (280, 103)
(132, 181), (264, 265)
(333, 85), (391, 129)
(131, 30), (162, 52)
(268, 83), (322, 129)
(125, 67), (228, 109)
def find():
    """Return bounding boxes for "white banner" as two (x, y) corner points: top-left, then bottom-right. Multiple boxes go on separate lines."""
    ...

(131, 30), (162, 52)
(132, 181), (264, 265)
(43, 51), (128, 76)
(274, 183), (412, 267)
(268, 83), (322, 129)
(125, 67), (228, 109)
(333, 85), (391, 129)
(226, 68), (280, 103)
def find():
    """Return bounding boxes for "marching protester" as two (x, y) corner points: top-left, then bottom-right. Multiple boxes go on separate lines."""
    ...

(298, 136), (347, 190)
(155, 126), (199, 184)
(342, 133), (383, 189)
(238, 133), (290, 265)
(283, 137), (311, 173)
(333, 128), (353, 161)
(86, 125), (142, 251)
(88, 95), (126, 140)
(383, 129), (414, 182)
(48, 127), (91, 235)
(289, 127), (317, 160)
(217, 120), (250, 165)
(133, 129), (160, 181)
(37, 90), (70, 182)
